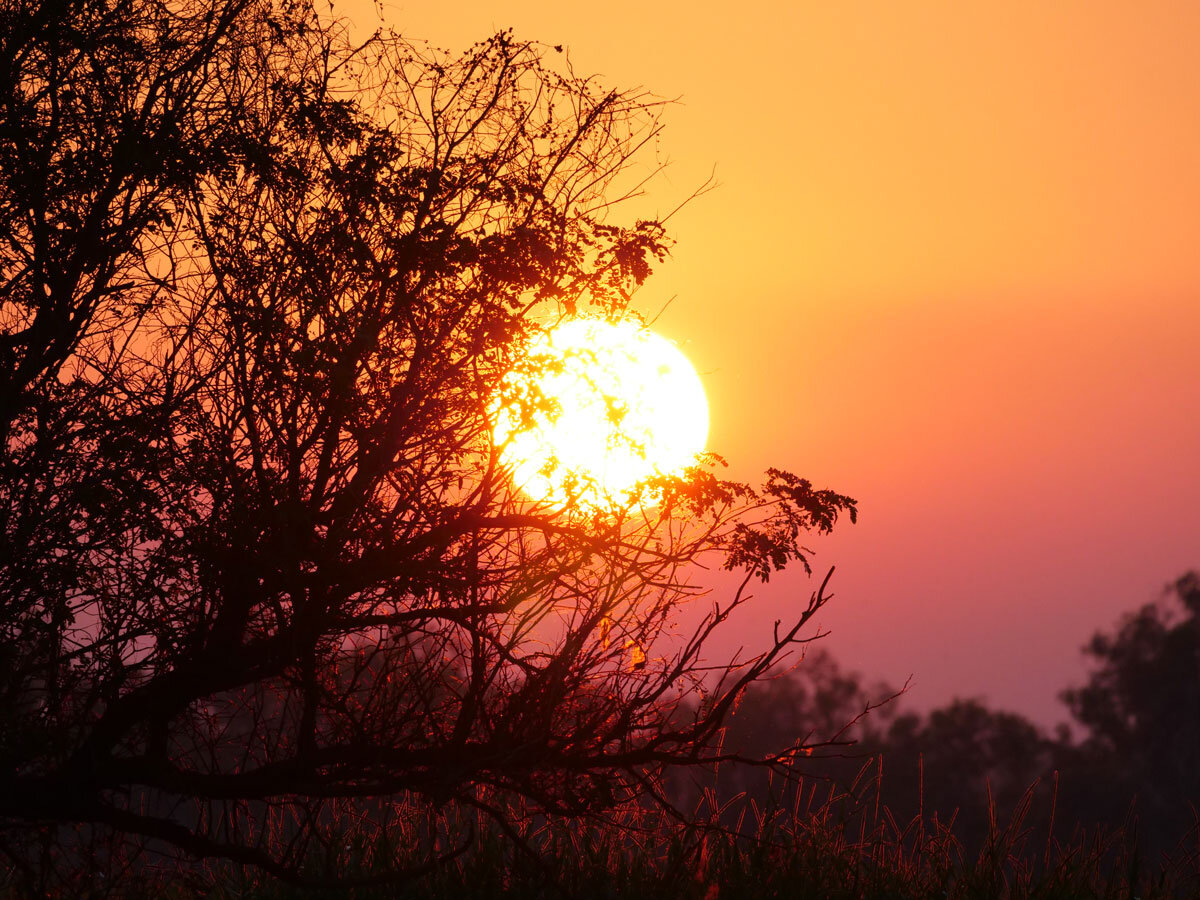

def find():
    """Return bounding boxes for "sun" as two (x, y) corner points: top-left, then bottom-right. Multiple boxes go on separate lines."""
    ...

(493, 317), (709, 510)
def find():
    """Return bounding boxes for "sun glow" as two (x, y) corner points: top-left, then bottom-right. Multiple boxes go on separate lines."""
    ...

(493, 317), (709, 510)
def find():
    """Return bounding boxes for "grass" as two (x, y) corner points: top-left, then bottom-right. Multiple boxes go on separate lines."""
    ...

(27, 773), (1194, 900)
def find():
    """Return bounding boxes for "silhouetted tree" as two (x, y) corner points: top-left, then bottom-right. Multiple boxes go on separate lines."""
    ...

(0, 0), (857, 886)
(710, 574), (1200, 857)
(1057, 571), (1200, 853)
(721, 648), (899, 756)
(868, 699), (1056, 850)
(710, 660), (1067, 859)
(693, 652), (1056, 851)
(674, 649), (899, 816)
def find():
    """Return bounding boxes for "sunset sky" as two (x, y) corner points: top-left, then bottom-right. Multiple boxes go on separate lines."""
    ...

(345, 0), (1200, 727)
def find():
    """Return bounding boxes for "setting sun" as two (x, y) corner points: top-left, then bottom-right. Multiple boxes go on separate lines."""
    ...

(493, 317), (708, 509)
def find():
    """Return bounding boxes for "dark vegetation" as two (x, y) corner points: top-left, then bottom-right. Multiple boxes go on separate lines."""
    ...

(710, 571), (1200, 863)
(1, 0), (856, 887)
(1, 0), (1197, 894)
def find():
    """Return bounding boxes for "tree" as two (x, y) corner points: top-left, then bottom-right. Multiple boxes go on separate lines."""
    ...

(701, 573), (1200, 859)
(0, 0), (857, 886)
(868, 700), (1056, 851)
(674, 648), (900, 817)
(691, 651), (1054, 849)
(1058, 571), (1200, 853)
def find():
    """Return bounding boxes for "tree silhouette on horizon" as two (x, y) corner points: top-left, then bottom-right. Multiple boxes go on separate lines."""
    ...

(706, 571), (1200, 858)
(0, 0), (857, 887)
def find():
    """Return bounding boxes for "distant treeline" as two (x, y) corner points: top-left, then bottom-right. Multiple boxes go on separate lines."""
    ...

(681, 571), (1200, 858)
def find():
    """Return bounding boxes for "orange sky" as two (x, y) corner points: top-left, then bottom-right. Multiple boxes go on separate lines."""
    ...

(342, 0), (1200, 726)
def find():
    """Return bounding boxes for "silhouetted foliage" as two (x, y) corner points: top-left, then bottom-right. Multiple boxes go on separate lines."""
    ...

(710, 572), (1200, 861)
(867, 699), (1058, 850)
(0, 0), (859, 888)
(1056, 571), (1200, 854)
(667, 649), (899, 817)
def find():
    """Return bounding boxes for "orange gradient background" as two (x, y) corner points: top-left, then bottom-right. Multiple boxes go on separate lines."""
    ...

(342, 0), (1200, 726)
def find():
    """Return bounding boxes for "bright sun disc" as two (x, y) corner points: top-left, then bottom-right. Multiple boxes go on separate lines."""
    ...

(493, 317), (708, 510)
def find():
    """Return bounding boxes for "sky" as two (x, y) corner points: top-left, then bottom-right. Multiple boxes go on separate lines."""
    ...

(340, 0), (1200, 728)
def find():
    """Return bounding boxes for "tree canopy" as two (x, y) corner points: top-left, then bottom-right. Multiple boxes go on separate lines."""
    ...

(1056, 572), (1200, 851)
(0, 0), (856, 885)
(709, 571), (1200, 857)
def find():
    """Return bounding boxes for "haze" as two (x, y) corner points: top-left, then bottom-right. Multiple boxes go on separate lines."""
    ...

(342, 0), (1200, 726)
